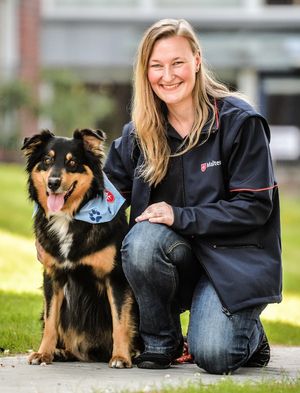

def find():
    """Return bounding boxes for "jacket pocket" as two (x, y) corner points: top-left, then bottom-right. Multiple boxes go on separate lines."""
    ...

(203, 229), (264, 250)
(207, 242), (263, 250)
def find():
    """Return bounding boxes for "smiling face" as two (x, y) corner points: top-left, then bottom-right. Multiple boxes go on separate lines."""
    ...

(147, 35), (200, 110)
(22, 129), (105, 217)
(31, 138), (94, 215)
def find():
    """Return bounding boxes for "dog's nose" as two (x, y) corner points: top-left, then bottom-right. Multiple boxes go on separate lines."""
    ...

(48, 177), (61, 192)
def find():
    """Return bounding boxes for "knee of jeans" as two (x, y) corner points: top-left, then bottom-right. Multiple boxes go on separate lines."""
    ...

(190, 338), (239, 375)
(121, 221), (163, 274)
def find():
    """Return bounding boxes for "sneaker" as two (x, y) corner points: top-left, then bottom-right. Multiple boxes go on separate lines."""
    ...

(135, 338), (184, 369)
(245, 333), (270, 367)
(134, 352), (172, 369)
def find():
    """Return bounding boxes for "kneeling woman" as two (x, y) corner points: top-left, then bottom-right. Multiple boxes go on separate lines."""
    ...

(104, 18), (282, 374)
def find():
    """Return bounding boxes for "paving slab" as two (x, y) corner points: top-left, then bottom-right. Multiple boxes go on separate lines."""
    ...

(1, 346), (300, 393)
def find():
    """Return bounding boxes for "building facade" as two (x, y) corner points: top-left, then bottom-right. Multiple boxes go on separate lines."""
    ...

(1, 0), (300, 159)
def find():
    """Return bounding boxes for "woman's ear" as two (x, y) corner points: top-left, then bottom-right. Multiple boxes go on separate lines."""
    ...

(195, 53), (201, 73)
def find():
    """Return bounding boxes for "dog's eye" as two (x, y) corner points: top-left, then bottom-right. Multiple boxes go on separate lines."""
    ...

(67, 160), (77, 169)
(69, 160), (76, 167)
(43, 156), (53, 166)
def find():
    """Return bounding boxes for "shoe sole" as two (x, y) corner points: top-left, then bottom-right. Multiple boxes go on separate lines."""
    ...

(137, 360), (171, 369)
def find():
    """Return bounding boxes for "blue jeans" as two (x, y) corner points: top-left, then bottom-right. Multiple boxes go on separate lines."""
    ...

(121, 221), (266, 374)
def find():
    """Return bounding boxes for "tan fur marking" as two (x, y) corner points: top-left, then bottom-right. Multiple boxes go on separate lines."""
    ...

(107, 283), (135, 367)
(59, 328), (89, 361)
(81, 245), (116, 277)
(42, 250), (56, 275)
(31, 163), (94, 217)
(23, 141), (45, 158)
(28, 288), (64, 364)
(83, 135), (104, 157)
(62, 165), (93, 215)
(31, 165), (50, 212)
(66, 152), (73, 161)
(38, 288), (64, 354)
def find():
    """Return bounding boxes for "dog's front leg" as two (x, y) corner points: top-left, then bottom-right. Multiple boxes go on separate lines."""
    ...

(28, 281), (64, 365)
(106, 280), (135, 368)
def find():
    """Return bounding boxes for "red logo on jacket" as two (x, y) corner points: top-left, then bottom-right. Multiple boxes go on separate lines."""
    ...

(201, 163), (207, 172)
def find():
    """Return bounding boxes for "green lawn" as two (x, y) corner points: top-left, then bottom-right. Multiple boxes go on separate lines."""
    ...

(118, 378), (300, 393)
(0, 163), (300, 356)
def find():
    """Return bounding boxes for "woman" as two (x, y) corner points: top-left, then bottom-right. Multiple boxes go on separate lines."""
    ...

(104, 18), (282, 374)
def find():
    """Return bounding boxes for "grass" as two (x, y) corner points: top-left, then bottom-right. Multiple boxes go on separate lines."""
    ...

(0, 163), (33, 238)
(0, 163), (300, 356)
(0, 291), (42, 353)
(110, 378), (300, 393)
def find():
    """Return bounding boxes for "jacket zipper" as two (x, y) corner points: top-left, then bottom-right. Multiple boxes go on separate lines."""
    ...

(200, 263), (232, 316)
(211, 243), (263, 249)
(181, 155), (186, 207)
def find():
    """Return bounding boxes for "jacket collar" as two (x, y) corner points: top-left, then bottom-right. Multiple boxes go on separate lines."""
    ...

(129, 99), (219, 140)
(166, 99), (219, 141)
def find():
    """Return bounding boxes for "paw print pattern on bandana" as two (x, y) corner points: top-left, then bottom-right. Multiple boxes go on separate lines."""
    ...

(89, 209), (102, 223)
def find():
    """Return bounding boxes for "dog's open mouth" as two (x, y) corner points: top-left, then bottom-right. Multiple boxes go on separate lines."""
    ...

(47, 182), (77, 212)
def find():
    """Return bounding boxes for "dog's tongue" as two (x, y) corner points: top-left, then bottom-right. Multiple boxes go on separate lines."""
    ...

(47, 193), (65, 212)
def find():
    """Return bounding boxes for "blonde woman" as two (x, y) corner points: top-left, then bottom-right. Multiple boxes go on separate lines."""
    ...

(106, 18), (282, 373)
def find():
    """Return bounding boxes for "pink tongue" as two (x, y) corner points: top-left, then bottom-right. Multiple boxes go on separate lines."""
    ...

(47, 193), (65, 212)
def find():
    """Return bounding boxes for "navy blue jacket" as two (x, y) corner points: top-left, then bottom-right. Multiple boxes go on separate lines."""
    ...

(104, 96), (282, 313)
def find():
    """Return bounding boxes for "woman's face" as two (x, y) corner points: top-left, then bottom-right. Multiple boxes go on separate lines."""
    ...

(147, 35), (200, 109)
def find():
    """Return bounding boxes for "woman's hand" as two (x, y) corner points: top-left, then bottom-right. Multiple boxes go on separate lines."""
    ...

(135, 202), (174, 226)
(35, 240), (46, 264)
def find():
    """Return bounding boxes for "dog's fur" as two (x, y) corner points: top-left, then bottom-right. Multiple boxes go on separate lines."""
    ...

(22, 129), (139, 368)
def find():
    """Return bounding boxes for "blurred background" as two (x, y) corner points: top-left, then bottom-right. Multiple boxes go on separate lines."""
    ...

(1, 0), (300, 167)
(0, 0), (300, 354)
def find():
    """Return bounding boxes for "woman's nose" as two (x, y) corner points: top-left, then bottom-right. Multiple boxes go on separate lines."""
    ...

(162, 65), (174, 81)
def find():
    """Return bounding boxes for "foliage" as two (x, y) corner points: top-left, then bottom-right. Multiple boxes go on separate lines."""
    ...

(0, 80), (32, 114)
(0, 71), (117, 151)
(40, 69), (115, 135)
(0, 80), (34, 150)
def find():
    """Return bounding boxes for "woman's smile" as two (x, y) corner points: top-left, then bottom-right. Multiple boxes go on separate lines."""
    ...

(148, 35), (200, 109)
(160, 82), (182, 90)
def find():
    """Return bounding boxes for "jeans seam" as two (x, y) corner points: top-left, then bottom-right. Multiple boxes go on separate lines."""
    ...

(166, 240), (191, 255)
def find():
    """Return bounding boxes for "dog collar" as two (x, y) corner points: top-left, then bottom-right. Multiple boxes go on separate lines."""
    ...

(74, 174), (125, 223)
(33, 174), (125, 223)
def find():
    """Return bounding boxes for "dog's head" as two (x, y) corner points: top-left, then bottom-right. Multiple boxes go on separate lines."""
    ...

(22, 128), (106, 216)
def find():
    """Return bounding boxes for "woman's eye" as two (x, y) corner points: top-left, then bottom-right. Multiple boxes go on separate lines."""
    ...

(150, 64), (162, 68)
(173, 61), (183, 66)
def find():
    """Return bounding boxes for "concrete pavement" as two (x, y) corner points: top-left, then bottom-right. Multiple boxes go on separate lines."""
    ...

(1, 346), (300, 393)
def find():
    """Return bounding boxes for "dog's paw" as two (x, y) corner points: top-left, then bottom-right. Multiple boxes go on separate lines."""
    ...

(109, 355), (132, 369)
(28, 351), (53, 365)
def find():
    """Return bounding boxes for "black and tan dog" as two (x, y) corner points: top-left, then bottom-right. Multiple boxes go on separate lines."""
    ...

(22, 129), (139, 368)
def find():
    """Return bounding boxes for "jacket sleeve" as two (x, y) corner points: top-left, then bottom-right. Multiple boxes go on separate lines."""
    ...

(171, 117), (278, 236)
(103, 123), (135, 205)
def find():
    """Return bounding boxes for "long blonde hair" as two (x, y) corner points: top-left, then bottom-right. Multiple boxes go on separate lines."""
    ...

(132, 18), (234, 186)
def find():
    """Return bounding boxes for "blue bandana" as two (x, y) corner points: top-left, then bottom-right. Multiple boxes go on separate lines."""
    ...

(33, 174), (125, 224)
(74, 174), (125, 223)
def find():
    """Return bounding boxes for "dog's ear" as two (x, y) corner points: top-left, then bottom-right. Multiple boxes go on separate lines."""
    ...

(21, 130), (54, 157)
(73, 128), (106, 157)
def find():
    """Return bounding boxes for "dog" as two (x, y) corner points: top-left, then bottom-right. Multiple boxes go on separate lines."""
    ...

(22, 128), (140, 368)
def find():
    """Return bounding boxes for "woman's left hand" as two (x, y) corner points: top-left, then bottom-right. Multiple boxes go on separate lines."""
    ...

(135, 202), (174, 226)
